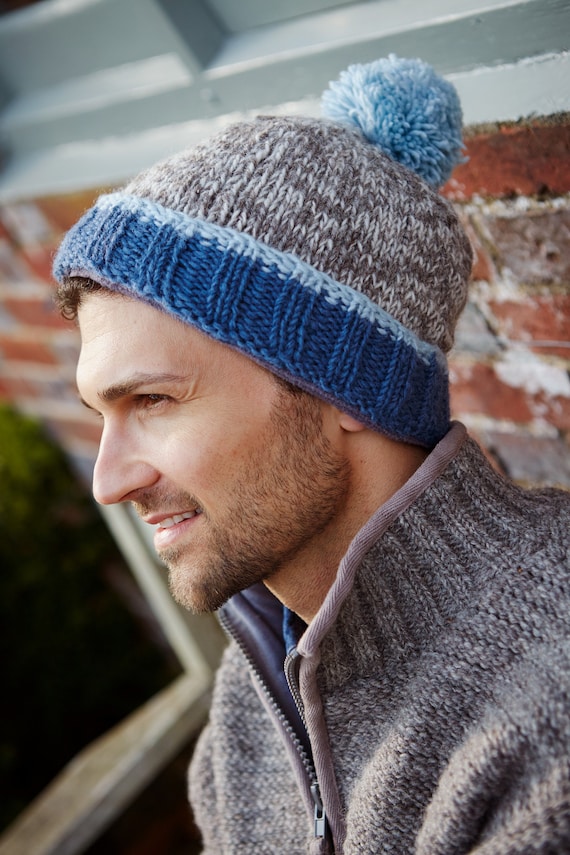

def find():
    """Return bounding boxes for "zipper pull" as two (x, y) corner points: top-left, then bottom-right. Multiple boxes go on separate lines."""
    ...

(310, 782), (327, 839)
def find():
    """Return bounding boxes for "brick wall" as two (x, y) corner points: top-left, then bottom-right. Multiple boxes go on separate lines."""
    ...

(0, 114), (568, 489)
(0, 190), (104, 483)
(443, 115), (570, 488)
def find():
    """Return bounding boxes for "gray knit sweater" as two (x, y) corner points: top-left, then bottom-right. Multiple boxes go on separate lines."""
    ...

(189, 424), (570, 854)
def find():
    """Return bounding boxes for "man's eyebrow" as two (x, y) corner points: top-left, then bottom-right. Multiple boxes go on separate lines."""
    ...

(79, 373), (187, 410)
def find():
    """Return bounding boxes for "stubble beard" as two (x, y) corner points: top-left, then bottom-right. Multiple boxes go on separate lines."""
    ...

(147, 389), (351, 614)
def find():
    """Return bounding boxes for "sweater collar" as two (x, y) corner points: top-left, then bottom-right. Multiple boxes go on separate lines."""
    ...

(299, 422), (468, 659)
(219, 422), (468, 675)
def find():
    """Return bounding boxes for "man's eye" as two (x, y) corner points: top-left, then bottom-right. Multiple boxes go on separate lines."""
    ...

(136, 394), (170, 408)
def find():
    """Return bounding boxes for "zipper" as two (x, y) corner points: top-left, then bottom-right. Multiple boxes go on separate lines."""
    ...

(218, 611), (328, 842)
(285, 646), (328, 840)
(284, 647), (307, 726)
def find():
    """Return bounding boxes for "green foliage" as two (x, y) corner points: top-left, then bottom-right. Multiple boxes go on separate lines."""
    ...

(0, 403), (178, 831)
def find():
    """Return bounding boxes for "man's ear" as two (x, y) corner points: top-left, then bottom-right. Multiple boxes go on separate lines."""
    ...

(338, 411), (367, 433)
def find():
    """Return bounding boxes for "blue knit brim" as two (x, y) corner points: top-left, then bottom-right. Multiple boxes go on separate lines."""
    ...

(53, 192), (450, 447)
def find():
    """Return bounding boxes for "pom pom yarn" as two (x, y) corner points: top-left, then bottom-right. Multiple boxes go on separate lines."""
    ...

(321, 54), (464, 188)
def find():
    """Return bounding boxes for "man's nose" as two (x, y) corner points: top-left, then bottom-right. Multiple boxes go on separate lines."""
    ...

(92, 424), (157, 505)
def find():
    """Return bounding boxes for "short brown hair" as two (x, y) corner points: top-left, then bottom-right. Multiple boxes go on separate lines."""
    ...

(55, 276), (109, 321)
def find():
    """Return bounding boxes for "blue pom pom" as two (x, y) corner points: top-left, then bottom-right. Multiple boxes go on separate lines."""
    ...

(321, 55), (464, 188)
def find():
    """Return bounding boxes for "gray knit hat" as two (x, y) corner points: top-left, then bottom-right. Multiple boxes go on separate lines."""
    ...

(54, 55), (473, 448)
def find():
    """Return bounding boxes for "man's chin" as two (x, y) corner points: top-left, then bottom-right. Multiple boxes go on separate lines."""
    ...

(165, 562), (233, 614)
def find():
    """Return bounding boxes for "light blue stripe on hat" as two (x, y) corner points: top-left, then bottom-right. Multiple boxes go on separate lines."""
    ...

(53, 192), (450, 447)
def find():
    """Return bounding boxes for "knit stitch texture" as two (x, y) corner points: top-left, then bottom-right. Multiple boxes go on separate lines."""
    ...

(53, 191), (450, 446)
(321, 55), (464, 187)
(53, 109), (472, 446)
(190, 431), (570, 853)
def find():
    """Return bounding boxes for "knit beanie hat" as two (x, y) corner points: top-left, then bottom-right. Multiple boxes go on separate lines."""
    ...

(53, 55), (473, 448)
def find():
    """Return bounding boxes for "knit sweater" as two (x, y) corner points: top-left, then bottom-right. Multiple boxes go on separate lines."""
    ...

(189, 424), (570, 854)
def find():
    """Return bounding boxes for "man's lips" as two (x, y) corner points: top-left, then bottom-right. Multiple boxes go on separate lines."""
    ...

(144, 509), (203, 529)
(148, 508), (204, 551)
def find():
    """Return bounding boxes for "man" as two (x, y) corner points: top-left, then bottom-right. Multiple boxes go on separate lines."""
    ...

(53, 56), (570, 854)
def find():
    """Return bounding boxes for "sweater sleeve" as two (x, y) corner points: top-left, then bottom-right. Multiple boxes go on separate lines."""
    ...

(416, 640), (570, 854)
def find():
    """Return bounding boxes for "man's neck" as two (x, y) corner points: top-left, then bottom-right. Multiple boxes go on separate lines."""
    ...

(264, 432), (429, 623)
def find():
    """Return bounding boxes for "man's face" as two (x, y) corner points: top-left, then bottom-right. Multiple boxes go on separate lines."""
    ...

(77, 293), (350, 613)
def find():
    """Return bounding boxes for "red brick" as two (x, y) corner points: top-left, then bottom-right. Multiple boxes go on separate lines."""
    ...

(457, 214), (495, 283)
(0, 336), (58, 364)
(488, 293), (570, 358)
(3, 296), (71, 329)
(483, 209), (570, 285)
(470, 239), (494, 284)
(444, 120), (570, 201)
(19, 244), (59, 284)
(0, 375), (39, 399)
(451, 361), (533, 423)
(450, 360), (570, 429)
